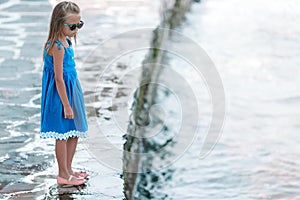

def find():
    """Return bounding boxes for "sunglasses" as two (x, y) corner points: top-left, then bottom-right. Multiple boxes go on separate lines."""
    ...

(64, 20), (84, 31)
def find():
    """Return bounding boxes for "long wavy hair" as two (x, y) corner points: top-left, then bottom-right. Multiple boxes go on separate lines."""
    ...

(44, 1), (80, 56)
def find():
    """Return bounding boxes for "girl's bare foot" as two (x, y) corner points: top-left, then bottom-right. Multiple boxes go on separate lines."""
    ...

(69, 170), (89, 179)
(57, 175), (86, 185)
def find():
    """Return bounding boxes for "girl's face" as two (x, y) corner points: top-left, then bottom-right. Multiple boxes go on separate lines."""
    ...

(62, 14), (81, 38)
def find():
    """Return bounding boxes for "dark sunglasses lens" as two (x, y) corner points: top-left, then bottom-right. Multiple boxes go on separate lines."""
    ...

(78, 21), (84, 29)
(70, 24), (76, 31)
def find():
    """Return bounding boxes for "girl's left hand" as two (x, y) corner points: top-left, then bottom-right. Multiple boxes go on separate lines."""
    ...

(64, 105), (74, 119)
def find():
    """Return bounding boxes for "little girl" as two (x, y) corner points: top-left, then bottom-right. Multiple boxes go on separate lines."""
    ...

(40, 1), (88, 186)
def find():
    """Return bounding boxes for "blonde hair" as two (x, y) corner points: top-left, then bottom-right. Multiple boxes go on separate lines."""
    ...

(44, 1), (80, 55)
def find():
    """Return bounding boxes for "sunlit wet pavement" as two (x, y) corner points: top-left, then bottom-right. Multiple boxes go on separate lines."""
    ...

(0, 0), (159, 199)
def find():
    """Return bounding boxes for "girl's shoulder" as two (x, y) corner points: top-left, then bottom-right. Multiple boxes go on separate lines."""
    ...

(45, 40), (64, 51)
(44, 40), (65, 57)
(46, 39), (72, 50)
(55, 38), (72, 49)
(44, 38), (72, 56)
(54, 40), (65, 50)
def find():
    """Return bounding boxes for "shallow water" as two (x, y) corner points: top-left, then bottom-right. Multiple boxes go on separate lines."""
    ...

(0, 0), (54, 196)
(155, 0), (300, 199)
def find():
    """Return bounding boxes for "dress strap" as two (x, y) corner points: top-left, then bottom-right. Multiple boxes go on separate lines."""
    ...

(54, 39), (72, 50)
(66, 38), (72, 47)
(54, 40), (64, 50)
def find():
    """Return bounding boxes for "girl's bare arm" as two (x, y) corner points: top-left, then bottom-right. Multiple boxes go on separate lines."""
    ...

(52, 44), (74, 119)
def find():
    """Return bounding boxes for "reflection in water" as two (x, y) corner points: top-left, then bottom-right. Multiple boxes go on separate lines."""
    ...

(45, 184), (87, 199)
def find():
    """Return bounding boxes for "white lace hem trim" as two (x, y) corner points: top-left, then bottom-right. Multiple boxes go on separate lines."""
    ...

(40, 130), (88, 140)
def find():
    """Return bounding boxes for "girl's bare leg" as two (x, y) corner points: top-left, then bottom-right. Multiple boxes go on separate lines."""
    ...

(56, 140), (70, 178)
(66, 137), (78, 174)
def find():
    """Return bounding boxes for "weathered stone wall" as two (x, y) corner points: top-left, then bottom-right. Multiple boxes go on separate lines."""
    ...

(123, 0), (194, 199)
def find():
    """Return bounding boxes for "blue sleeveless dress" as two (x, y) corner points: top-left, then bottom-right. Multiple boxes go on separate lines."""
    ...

(40, 39), (88, 140)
